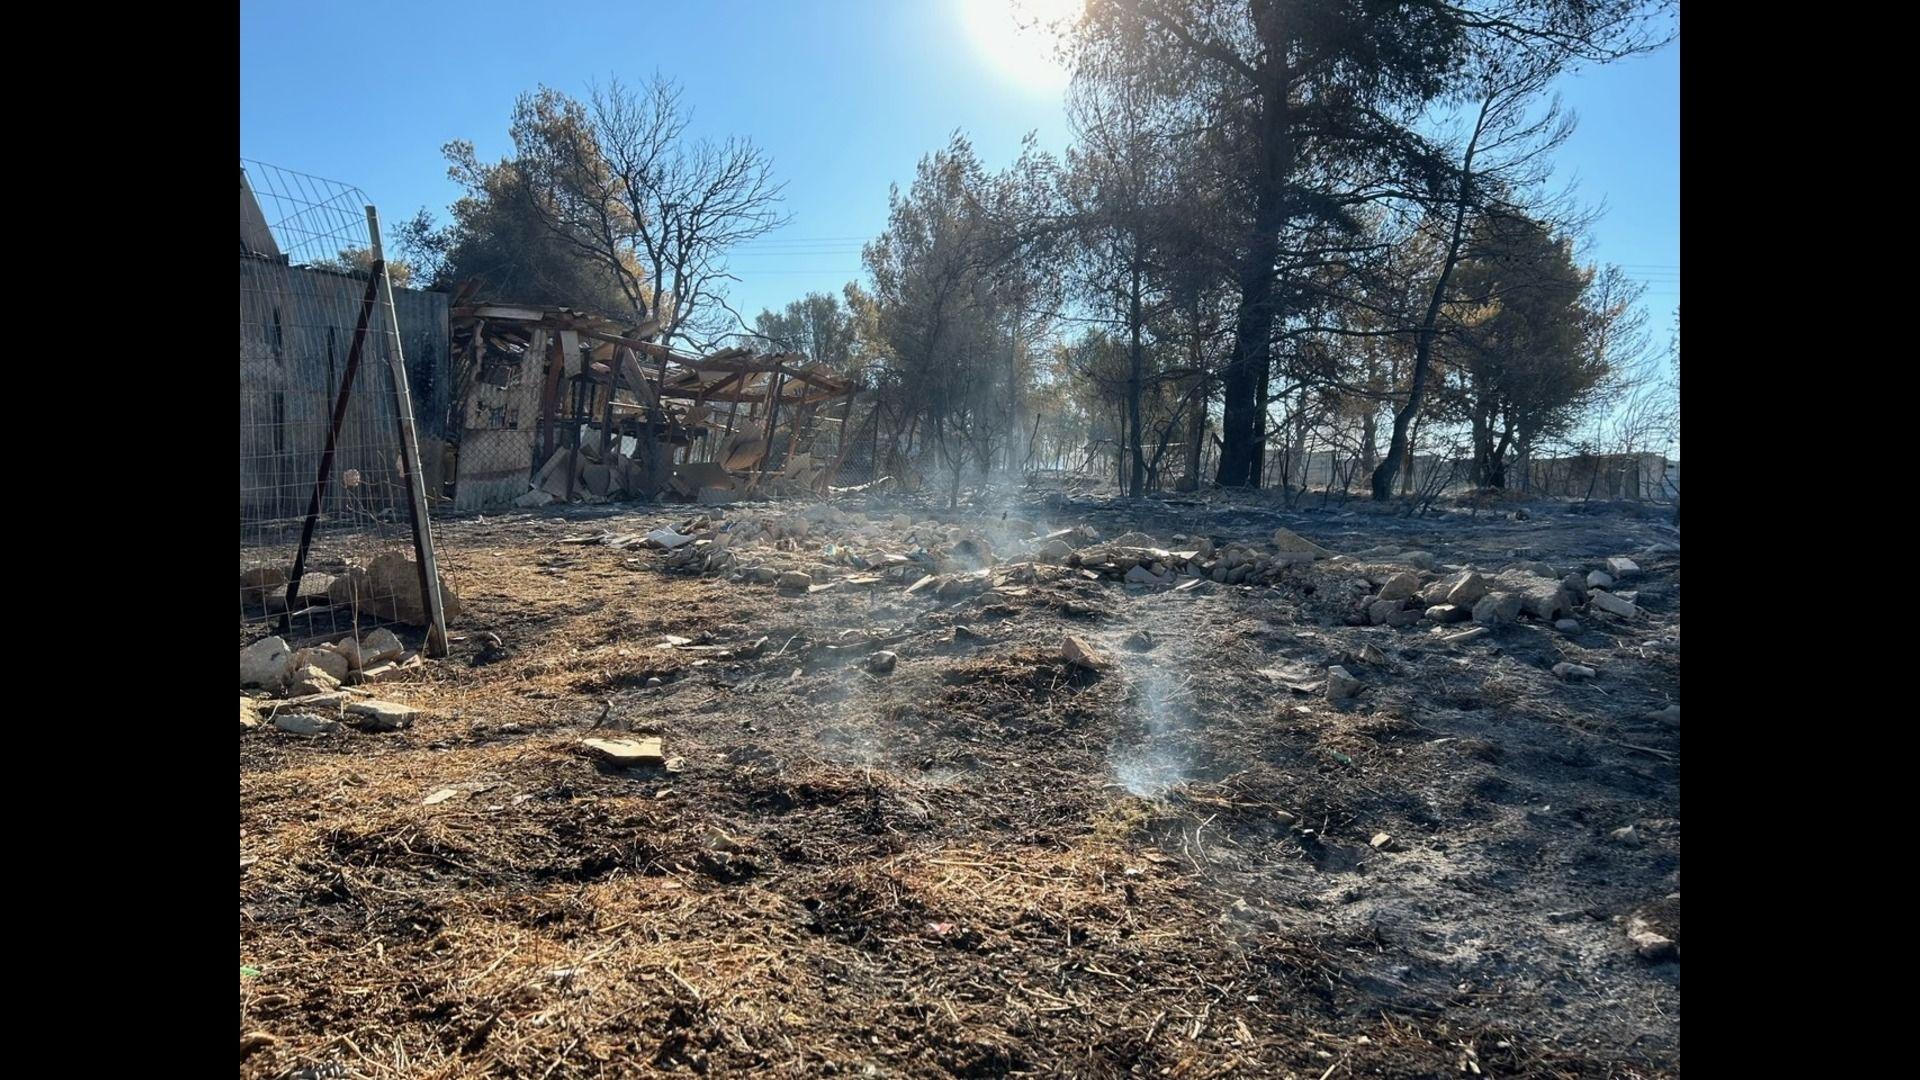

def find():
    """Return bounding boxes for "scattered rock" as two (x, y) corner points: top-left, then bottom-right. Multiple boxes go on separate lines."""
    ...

(645, 677), (664, 688)
(1519, 560), (1558, 579)
(1326, 665), (1362, 700)
(868, 650), (898, 674)
(1552, 662), (1596, 681)
(1445, 572), (1489, 608)
(1589, 590), (1639, 619)
(1369, 832), (1397, 851)
(1650, 704), (1680, 727)
(1377, 572), (1422, 602)
(1062, 635), (1109, 670)
(1626, 916), (1677, 961)
(1587, 570), (1615, 590)
(346, 699), (420, 732)
(290, 647), (351, 684)
(1273, 811), (1297, 829)
(1368, 599), (1403, 626)
(1606, 556), (1641, 578)
(776, 571), (814, 591)
(286, 664), (342, 696)
(240, 698), (263, 731)
(580, 737), (665, 766)
(1271, 528), (1335, 558)
(1032, 538), (1073, 561)
(1124, 564), (1165, 586)
(1424, 604), (1469, 624)
(1473, 592), (1525, 626)
(1123, 630), (1156, 651)
(363, 551), (464, 625)
(273, 712), (342, 735)
(240, 636), (295, 689)
(1490, 571), (1573, 621)
(1608, 825), (1645, 847)
(1554, 618), (1581, 633)
(1400, 551), (1437, 571)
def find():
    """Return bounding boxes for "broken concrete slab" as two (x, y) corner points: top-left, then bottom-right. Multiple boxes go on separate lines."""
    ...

(346, 700), (420, 732)
(581, 737), (665, 766)
(1271, 527), (1335, 559)
(1590, 590), (1639, 619)
(1606, 557), (1642, 578)
(273, 712), (342, 735)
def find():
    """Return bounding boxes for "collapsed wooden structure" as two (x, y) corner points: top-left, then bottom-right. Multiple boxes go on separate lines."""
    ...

(449, 303), (860, 511)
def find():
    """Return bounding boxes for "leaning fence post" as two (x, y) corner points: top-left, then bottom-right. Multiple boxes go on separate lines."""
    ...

(368, 206), (449, 658)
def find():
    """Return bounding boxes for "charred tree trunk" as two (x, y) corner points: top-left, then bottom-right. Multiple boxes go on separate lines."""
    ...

(1127, 258), (1147, 497)
(1372, 93), (1492, 501)
(1216, 55), (1292, 488)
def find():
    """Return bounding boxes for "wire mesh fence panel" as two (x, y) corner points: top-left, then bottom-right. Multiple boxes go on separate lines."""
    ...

(240, 160), (453, 662)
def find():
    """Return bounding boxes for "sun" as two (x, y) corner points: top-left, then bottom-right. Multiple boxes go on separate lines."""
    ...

(957, 0), (1082, 94)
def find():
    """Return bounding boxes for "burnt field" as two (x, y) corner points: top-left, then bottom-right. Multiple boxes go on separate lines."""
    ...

(241, 492), (1679, 1078)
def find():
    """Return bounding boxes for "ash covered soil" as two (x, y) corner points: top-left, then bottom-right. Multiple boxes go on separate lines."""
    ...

(241, 490), (1679, 1078)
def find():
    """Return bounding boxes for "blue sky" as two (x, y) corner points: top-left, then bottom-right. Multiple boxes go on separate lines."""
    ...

(241, 0), (1677, 342)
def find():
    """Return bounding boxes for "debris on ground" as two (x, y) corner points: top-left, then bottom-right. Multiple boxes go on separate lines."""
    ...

(580, 736), (666, 766)
(241, 490), (1680, 1078)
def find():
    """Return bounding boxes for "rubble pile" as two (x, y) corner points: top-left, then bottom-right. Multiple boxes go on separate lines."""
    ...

(1330, 548), (1657, 632)
(240, 629), (424, 694)
(239, 551), (463, 627)
(573, 507), (1383, 603)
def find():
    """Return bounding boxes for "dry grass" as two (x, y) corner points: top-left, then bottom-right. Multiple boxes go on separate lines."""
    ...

(243, 507), (1679, 1078)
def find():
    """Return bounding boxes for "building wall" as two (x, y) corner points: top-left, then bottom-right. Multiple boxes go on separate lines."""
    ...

(240, 257), (449, 534)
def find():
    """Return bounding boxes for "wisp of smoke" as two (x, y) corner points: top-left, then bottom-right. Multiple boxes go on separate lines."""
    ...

(1111, 647), (1193, 798)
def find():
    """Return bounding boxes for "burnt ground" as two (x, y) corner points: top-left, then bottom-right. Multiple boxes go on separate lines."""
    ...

(241, 490), (1680, 1078)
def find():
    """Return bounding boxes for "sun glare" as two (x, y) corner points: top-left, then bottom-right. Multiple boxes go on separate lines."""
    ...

(957, 0), (1080, 94)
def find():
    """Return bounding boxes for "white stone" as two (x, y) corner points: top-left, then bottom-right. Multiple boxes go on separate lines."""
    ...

(1446, 573), (1490, 609)
(273, 712), (342, 735)
(287, 664), (342, 696)
(240, 636), (295, 688)
(290, 647), (351, 683)
(1589, 590), (1639, 619)
(347, 699), (420, 731)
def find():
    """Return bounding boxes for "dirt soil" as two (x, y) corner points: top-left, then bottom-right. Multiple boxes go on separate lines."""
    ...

(241, 490), (1679, 1079)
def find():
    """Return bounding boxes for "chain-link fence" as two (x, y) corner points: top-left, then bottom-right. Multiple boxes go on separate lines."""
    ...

(240, 160), (450, 663)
